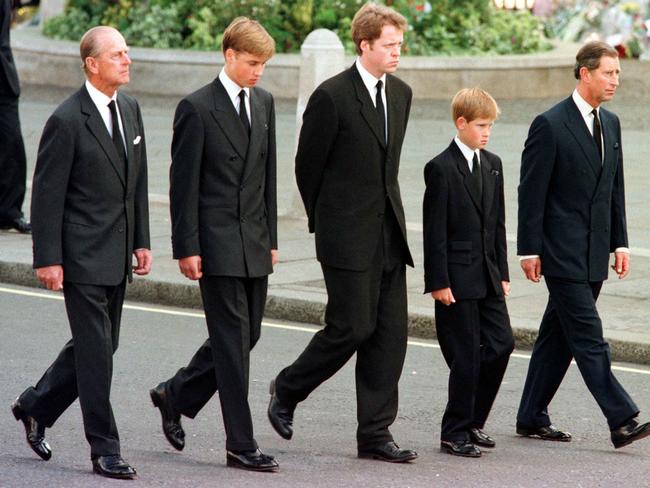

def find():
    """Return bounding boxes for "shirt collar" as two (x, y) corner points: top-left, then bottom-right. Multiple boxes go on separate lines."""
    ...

(219, 68), (249, 103)
(85, 79), (117, 107)
(355, 58), (386, 93)
(454, 136), (479, 164)
(572, 89), (598, 118)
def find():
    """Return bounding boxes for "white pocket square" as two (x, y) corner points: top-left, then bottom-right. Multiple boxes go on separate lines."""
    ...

(133, 135), (141, 145)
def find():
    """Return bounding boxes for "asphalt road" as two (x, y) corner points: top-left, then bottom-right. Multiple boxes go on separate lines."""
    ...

(2, 283), (650, 488)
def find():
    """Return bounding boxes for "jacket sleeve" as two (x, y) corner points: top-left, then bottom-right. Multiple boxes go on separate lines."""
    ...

(422, 161), (450, 293)
(169, 98), (204, 259)
(517, 114), (555, 256)
(610, 117), (628, 250)
(265, 93), (278, 249)
(31, 113), (74, 269)
(294, 87), (338, 233)
(495, 156), (509, 281)
(133, 99), (150, 251)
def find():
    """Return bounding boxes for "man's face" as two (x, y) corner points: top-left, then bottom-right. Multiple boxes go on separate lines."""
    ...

(584, 55), (620, 104)
(456, 117), (494, 150)
(359, 24), (403, 78)
(224, 49), (268, 88)
(88, 30), (131, 92)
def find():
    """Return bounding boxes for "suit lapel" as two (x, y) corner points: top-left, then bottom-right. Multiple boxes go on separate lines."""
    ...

(350, 65), (386, 150)
(80, 86), (126, 187)
(117, 93), (136, 194)
(241, 88), (266, 184)
(593, 109), (618, 198)
(209, 78), (249, 161)
(450, 142), (482, 214)
(480, 151), (496, 216)
(563, 97), (602, 177)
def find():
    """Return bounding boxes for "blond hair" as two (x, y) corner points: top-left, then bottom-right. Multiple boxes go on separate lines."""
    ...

(451, 87), (500, 123)
(222, 17), (275, 59)
(351, 3), (407, 55)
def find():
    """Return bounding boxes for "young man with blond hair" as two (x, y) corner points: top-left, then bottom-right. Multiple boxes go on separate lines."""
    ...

(268, 3), (417, 463)
(150, 17), (279, 472)
(423, 87), (514, 458)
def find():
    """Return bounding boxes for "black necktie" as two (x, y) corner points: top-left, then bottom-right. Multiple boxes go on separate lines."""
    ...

(591, 108), (602, 161)
(238, 89), (250, 138)
(375, 80), (386, 142)
(471, 152), (483, 198)
(108, 100), (126, 173)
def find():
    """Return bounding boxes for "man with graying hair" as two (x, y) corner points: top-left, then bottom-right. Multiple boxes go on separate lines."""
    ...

(10, 26), (150, 479)
(516, 40), (650, 449)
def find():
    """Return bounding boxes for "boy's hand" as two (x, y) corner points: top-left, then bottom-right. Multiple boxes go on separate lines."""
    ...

(501, 281), (510, 296)
(430, 287), (456, 306)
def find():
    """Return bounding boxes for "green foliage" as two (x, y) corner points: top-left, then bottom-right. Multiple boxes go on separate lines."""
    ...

(43, 0), (551, 55)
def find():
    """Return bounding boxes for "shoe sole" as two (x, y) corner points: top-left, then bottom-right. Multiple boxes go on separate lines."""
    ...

(516, 428), (571, 442)
(11, 399), (52, 461)
(149, 388), (185, 451)
(358, 452), (418, 463)
(92, 465), (137, 479)
(268, 380), (293, 440)
(226, 457), (279, 472)
(440, 446), (481, 458)
(613, 426), (650, 449)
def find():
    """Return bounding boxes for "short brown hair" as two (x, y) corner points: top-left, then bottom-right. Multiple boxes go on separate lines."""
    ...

(574, 41), (618, 80)
(79, 26), (119, 72)
(451, 87), (500, 123)
(351, 2), (408, 55)
(222, 17), (275, 59)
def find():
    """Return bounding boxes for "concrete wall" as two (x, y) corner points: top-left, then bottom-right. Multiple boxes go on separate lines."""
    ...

(14, 25), (641, 100)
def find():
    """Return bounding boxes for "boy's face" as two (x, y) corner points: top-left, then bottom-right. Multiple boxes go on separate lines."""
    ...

(456, 116), (494, 150)
(224, 48), (269, 88)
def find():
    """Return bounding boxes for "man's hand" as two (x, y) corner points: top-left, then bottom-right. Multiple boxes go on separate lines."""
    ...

(520, 257), (542, 283)
(612, 251), (630, 279)
(271, 249), (279, 266)
(133, 248), (152, 276)
(430, 287), (456, 306)
(501, 281), (511, 296)
(179, 255), (202, 280)
(36, 265), (64, 291)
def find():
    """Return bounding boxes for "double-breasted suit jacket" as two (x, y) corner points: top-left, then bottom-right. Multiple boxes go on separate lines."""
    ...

(423, 142), (509, 299)
(517, 96), (627, 282)
(295, 63), (413, 270)
(170, 78), (277, 277)
(31, 85), (150, 283)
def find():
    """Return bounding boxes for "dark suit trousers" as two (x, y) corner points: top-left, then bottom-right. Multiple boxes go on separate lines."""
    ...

(166, 275), (266, 451)
(0, 96), (27, 222)
(19, 280), (126, 457)
(275, 212), (408, 448)
(517, 278), (638, 430)
(435, 295), (513, 441)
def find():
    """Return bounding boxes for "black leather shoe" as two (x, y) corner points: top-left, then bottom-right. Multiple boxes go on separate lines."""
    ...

(516, 423), (571, 442)
(226, 449), (279, 472)
(441, 440), (482, 457)
(358, 441), (418, 463)
(11, 398), (52, 460)
(267, 379), (295, 440)
(469, 427), (495, 448)
(92, 455), (136, 479)
(0, 217), (31, 233)
(150, 383), (185, 451)
(611, 418), (650, 449)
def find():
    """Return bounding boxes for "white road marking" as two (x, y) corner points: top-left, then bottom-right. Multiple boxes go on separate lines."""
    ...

(2, 285), (650, 375)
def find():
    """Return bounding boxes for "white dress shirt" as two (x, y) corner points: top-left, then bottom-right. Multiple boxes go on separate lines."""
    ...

(85, 79), (125, 151)
(219, 68), (250, 121)
(355, 58), (387, 139)
(454, 136), (480, 172)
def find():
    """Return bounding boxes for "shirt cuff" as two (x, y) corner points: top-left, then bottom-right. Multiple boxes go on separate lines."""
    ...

(614, 247), (630, 254)
(518, 255), (539, 261)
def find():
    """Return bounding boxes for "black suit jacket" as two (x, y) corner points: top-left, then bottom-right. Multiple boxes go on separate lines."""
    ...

(423, 141), (509, 298)
(0, 0), (19, 97)
(31, 85), (150, 285)
(295, 64), (413, 271)
(169, 78), (277, 278)
(517, 96), (627, 282)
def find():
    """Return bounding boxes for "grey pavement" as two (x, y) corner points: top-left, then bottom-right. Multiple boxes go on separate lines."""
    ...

(3, 82), (650, 363)
(2, 283), (650, 487)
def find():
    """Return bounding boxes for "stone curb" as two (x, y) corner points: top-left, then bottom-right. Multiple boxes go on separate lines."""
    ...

(3, 260), (649, 365)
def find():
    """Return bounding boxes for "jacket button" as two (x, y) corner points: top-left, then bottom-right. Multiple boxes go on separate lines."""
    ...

(118, 227), (124, 233)
(240, 186), (244, 192)
(241, 217), (246, 223)
(230, 156), (237, 161)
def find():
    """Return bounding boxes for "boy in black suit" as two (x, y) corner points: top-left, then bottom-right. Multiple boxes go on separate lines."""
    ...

(423, 88), (514, 458)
